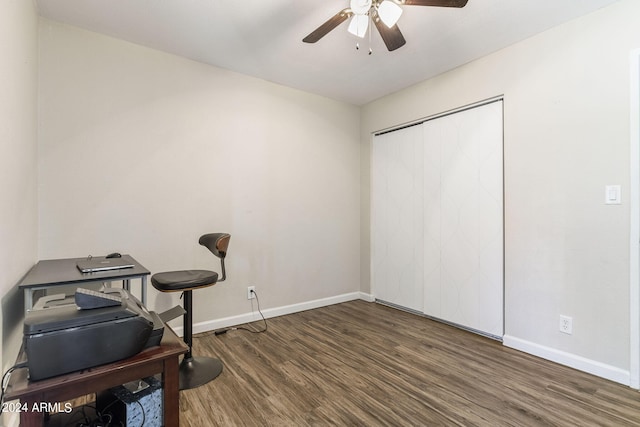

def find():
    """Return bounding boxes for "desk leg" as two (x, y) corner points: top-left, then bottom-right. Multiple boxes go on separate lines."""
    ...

(163, 356), (180, 427)
(141, 276), (147, 306)
(24, 289), (33, 312)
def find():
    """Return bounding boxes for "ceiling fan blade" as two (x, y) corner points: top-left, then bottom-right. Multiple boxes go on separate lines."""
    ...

(303, 9), (353, 43)
(373, 16), (406, 51)
(402, 0), (468, 7)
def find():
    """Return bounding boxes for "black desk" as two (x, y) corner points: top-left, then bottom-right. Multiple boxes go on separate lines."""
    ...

(18, 255), (150, 311)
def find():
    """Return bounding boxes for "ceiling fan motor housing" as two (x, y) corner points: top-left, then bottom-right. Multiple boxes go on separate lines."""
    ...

(350, 0), (373, 15)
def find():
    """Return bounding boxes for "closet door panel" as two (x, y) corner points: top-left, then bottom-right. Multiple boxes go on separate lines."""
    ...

(372, 125), (424, 312)
(424, 101), (503, 337)
(372, 100), (503, 338)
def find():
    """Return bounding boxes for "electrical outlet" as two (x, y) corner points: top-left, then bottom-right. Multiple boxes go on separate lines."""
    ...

(559, 315), (573, 335)
(247, 286), (256, 300)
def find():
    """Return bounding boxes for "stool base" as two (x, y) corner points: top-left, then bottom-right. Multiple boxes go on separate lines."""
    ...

(179, 356), (223, 390)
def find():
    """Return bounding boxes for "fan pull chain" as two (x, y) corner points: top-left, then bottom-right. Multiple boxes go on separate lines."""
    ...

(368, 13), (373, 55)
(355, 13), (373, 54)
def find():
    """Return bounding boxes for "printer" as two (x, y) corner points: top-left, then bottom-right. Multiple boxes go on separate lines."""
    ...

(23, 288), (164, 381)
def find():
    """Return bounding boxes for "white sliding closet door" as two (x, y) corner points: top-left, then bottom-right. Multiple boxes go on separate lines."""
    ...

(372, 100), (503, 338)
(423, 101), (503, 337)
(371, 124), (424, 312)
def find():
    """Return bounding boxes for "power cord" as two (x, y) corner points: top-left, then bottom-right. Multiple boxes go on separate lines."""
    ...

(197, 288), (268, 338)
(218, 288), (268, 335)
(69, 390), (145, 427)
(62, 401), (99, 427)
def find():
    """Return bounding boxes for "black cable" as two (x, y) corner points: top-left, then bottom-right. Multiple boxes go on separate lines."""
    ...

(134, 399), (146, 427)
(0, 361), (28, 406)
(96, 394), (118, 417)
(94, 386), (147, 427)
(62, 404), (93, 427)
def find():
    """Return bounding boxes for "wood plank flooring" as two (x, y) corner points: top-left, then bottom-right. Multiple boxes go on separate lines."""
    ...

(180, 300), (640, 426)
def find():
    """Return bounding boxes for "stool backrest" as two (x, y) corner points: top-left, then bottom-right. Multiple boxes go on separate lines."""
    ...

(199, 233), (230, 258)
(199, 233), (231, 281)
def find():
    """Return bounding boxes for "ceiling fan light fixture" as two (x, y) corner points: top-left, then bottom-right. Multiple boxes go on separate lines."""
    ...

(348, 14), (369, 38)
(378, 1), (403, 28)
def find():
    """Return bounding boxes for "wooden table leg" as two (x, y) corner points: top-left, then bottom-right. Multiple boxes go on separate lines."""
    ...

(163, 356), (180, 427)
(20, 403), (44, 427)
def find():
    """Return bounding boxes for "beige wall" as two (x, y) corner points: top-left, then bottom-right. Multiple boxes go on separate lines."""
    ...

(4, 0), (638, 394)
(37, 20), (361, 328)
(361, 0), (639, 380)
(0, 0), (38, 381)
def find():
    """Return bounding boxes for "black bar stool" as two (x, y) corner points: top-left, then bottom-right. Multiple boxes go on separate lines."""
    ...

(151, 233), (230, 390)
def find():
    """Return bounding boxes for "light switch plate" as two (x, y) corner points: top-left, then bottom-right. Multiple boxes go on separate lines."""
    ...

(605, 185), (621, 205)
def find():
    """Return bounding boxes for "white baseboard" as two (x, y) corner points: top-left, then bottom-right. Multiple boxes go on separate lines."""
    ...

(174, 291), (374, 337)
(503, 335), (631, 386)
(164, 297), (634, 388)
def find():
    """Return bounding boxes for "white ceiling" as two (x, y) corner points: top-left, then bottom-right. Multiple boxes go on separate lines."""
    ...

(36, 0), (621, 105)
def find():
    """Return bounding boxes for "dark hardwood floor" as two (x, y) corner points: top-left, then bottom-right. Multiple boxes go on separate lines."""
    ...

(179, 300), (640, 426)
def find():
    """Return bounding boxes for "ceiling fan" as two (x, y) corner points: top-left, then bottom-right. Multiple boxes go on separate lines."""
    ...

(303, 0), (468, 52)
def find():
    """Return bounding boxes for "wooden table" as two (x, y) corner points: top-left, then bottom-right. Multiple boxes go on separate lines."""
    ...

(4, 325), (187, 427)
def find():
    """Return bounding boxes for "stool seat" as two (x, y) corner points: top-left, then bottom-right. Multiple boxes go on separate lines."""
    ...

(151, 270), (218, 292)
